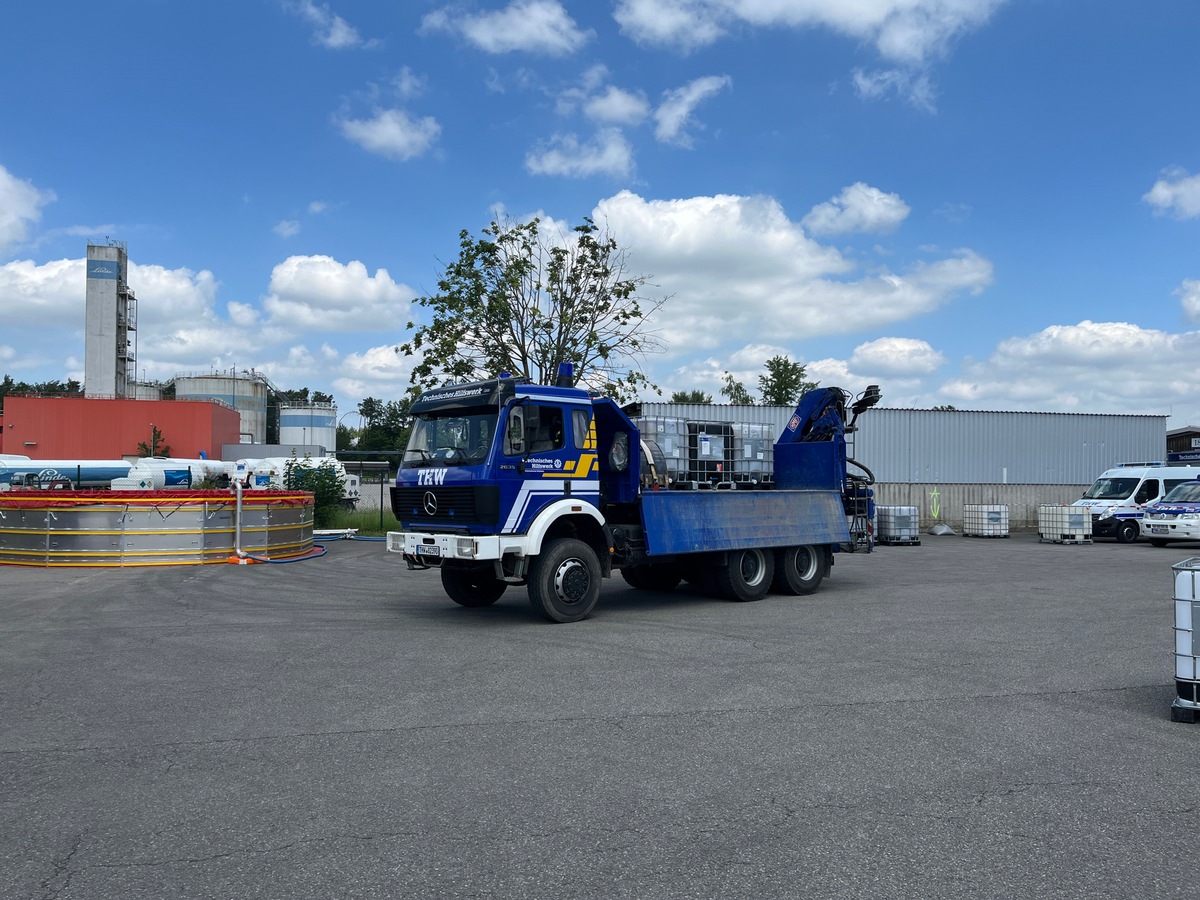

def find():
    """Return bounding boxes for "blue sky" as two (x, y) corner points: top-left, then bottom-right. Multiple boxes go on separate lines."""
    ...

(3, 0), (1200, 426)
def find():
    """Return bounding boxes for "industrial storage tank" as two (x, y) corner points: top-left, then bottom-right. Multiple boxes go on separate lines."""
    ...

(173, 370), (272, 444)
(278, 402), (337, 453)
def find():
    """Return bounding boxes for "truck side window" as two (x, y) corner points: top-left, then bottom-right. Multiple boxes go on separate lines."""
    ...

(504, 405), (565, 455)
(528, 406), (564, 453)
(572, 408), (592, 450)
(1135, 479), (1160, 504)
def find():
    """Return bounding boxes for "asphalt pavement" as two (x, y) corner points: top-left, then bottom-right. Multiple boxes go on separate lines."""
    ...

(3, 532), (1199, 899)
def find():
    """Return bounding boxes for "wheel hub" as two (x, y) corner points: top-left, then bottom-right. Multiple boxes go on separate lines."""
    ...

(555, 559), (589, 604)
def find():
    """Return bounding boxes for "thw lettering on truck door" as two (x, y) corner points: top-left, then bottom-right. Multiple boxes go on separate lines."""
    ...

(418, 468), (448, 486)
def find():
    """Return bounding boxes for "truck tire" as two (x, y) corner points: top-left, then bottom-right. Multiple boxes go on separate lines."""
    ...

(528, 538), (601, 623)
(772, 545), (824, 596)
(441, 566), (507, 607)
(1116, 520), (1139, 544)
(716, 547), (774, 602)
(621, 563), (682, 592)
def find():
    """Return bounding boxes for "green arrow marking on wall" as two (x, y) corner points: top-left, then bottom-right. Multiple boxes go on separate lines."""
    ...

(930, 487), (941, 520)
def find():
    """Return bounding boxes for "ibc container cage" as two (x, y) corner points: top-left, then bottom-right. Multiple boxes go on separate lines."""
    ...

(687, 422), (736, 486)
(732, 423), (774, 486)
(632, 417), (688, 481)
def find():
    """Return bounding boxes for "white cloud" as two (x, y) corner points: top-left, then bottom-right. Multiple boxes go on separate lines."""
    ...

(1144, 167), (1200, 219)
(338, 108), (441, 161)
(422, 0), (590, 56)
(308, 201), (328, 215)
(852, 67), (936, 112)
(262, 255), (416, 332)
(0, 258), (82, 324)
(584, 86), (651, 126)
(288, 0), (373, 49)
(0, 166), (56, 255)
(803, 182), (911, 236)
(940, 320), (1195, 414)
(274, 220), (301, 238)
(615, 0), (1003, 65)
(525, 129), (634, 178)
(594, 190), (991, 352)
(1178, 280), (1200, 322)
(654, 75), (731, 147)
(849, 337), (945, 375)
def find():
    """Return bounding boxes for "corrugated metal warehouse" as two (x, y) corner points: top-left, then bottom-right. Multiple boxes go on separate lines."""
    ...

(627, 401), (1168, 531)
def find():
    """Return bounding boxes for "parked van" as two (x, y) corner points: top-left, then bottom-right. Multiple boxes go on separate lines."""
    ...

(1073, 462), (1200, 542)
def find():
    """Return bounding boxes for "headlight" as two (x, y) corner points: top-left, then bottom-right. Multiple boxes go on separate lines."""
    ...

(1098, 508), (1115, 520)
(456, 537), (477, 558)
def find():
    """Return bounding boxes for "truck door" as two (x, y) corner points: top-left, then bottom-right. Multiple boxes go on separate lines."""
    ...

(499, 402), (600, 533)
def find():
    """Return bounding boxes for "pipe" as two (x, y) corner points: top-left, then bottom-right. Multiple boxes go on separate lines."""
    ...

(233, 478), (245, 558)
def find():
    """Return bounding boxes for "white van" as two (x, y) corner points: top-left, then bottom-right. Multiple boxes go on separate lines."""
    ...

(1073, 462), (1200, 542)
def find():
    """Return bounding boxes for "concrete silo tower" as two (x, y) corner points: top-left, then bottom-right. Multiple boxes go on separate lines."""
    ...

(84, 241), (137, 397)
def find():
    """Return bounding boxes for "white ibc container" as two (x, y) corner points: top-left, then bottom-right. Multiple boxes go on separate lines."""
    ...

(963, 504), (1009, 537)
(635, 417), (688, 478)
(878, 506), (920, 544)
(1173, 558), (1200, 720)
(1037, 505), (1092, 544)
(732, 423), (773, 479)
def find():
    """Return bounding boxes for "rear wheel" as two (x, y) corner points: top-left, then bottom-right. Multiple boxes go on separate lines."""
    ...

(441, 566), (507, 607)
(528, 538), (601, 623)
(772, 545), (825, 595)
(1116, 520), (1139, 544)
(716, 547), (775, 602)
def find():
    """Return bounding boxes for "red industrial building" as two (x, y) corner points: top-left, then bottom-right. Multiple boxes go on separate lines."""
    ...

(0, 396), (240, 460)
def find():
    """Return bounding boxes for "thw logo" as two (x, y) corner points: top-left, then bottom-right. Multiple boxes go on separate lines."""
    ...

(418, 468), (448, 486)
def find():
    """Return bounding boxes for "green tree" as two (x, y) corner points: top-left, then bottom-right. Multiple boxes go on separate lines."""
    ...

(720, 372), (754, 405)
(397, 217), (666, 403)
(359, 399), (412, 454)
(136, 425), (171, 457)
(758, 356), (818, 406)
(357, 396), (385, 427)
(932, 404), (958, 411)
(284, 456), (346, 528)
(670, 389), (712, 404)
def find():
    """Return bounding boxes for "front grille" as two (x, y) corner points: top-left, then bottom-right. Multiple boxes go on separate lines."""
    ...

(391, 485), (500, 527)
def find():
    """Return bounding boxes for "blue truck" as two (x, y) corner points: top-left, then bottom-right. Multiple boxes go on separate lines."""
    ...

(386, 366), (880, 622)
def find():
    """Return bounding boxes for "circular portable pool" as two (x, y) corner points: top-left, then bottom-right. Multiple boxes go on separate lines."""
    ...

(0, 490), (314, 567)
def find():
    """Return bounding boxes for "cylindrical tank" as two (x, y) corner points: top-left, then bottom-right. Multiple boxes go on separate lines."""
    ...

(130, 381), (164, 400)
(278, 403), (337, 453)
(174, 372), (270, 443)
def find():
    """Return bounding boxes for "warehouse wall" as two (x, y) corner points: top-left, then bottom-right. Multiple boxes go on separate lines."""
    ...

(873, 483), (1091, 533)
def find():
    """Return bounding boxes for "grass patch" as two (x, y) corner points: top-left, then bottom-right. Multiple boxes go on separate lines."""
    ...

(324, 505), (401, 536)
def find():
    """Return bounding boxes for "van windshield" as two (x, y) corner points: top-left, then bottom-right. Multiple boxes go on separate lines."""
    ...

(1082, 477), (1138, 500)
(1162, 482), (1200, 503)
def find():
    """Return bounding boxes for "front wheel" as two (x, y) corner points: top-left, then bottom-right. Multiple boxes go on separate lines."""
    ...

(441, 566), (507, 607)
(1150, 538), (1170, 548)
(528, 538), (601, 623)
(715, 547), (775, 602)
(1116, 520), (1139, 544)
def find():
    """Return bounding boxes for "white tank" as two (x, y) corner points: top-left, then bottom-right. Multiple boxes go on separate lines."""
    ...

(278, 403), (337, 453)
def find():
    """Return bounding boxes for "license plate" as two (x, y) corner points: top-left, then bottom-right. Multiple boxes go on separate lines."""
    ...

(415, 544), (441, 557)
(1149, 525), (1168, 535)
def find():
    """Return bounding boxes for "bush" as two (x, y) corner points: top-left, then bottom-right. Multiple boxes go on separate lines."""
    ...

(284, 457), (345, 528)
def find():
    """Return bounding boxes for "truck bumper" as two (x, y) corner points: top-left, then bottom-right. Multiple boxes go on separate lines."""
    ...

(386, 531), (524, 562)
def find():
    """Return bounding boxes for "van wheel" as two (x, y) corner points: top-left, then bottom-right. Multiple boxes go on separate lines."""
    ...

(1116, 521), (1139, 544)
(528, 538), (601, 623)
(772, 545), (824, 595)
(716, 548), (774, 602)
(1150, 538), (1169, 547)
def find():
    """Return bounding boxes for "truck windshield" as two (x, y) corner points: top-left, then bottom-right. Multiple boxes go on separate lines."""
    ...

(1082, 477), (1139, 500)
(402, 412), (496, 468)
